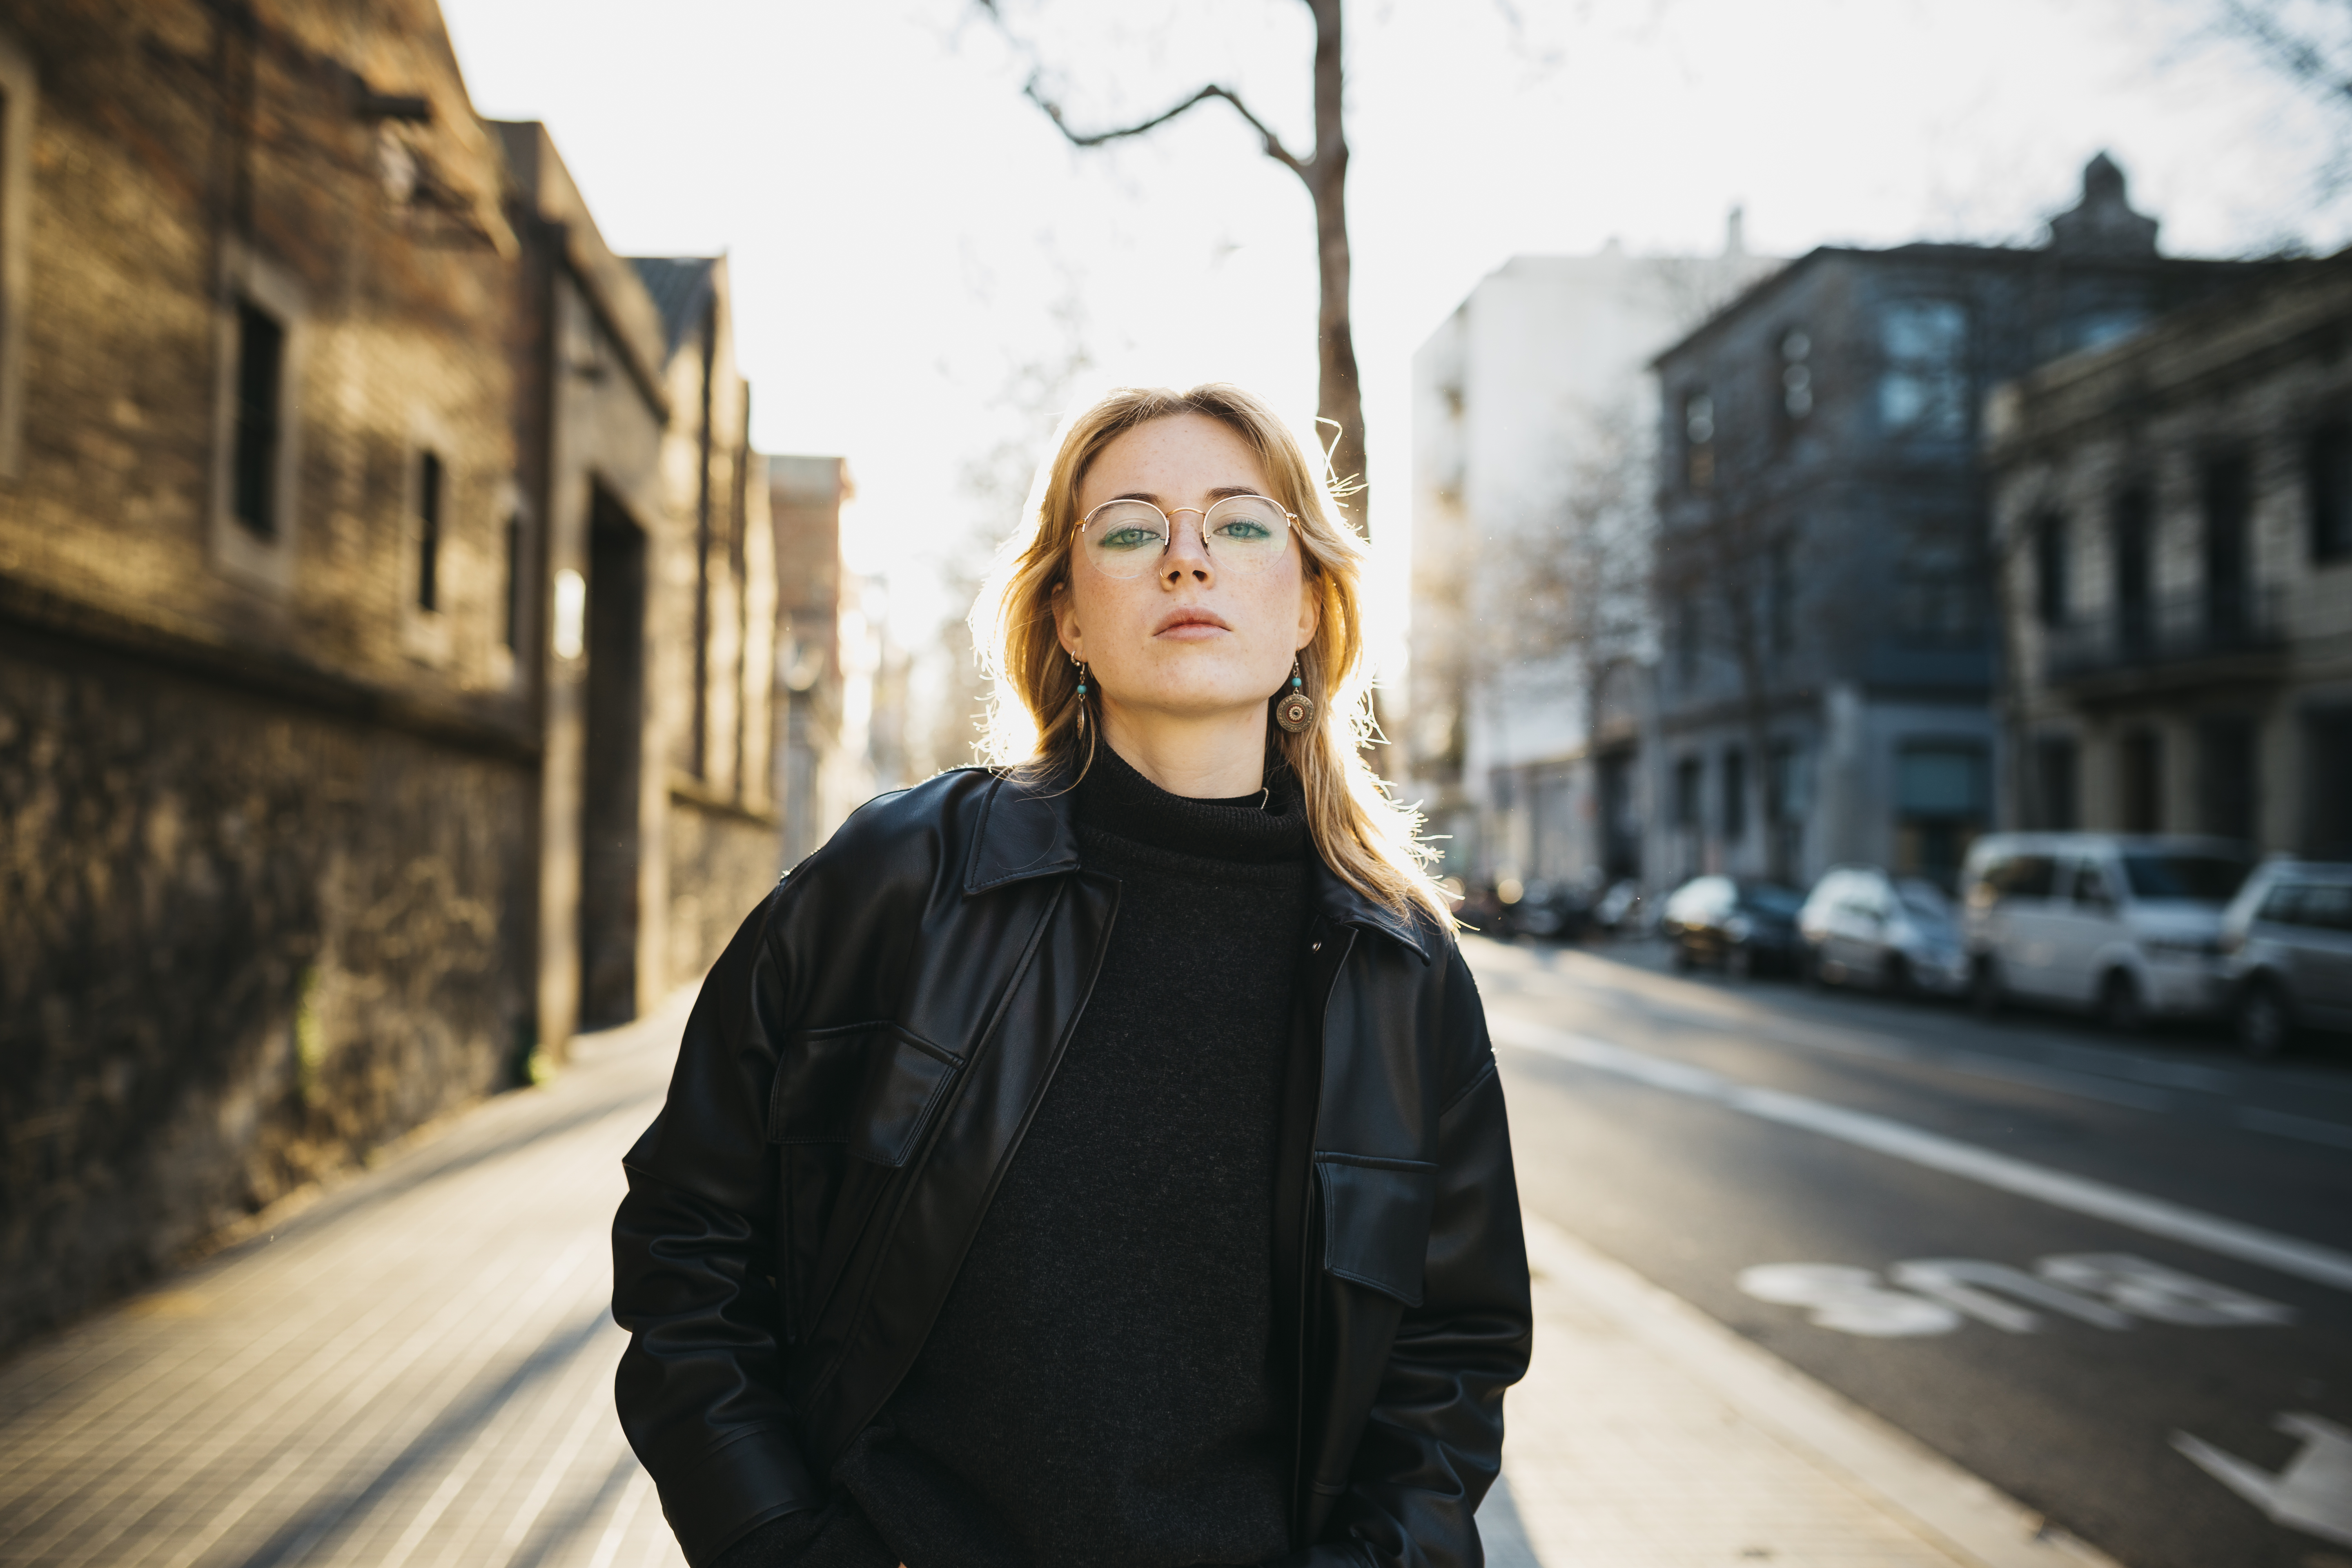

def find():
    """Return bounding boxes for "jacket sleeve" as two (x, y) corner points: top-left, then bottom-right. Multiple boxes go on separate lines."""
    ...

(612, 887), (823, 1568)
(1308, 944), (1534, 1568)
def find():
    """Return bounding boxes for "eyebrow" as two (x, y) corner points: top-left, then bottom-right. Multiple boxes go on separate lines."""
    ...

(1104, 485), (1266, 505)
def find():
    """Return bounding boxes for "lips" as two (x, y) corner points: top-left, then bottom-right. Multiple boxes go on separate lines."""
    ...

(1153, 608), (1231, 636)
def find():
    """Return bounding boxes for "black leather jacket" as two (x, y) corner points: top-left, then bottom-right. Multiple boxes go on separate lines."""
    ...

(612, 768), (1531, 1568)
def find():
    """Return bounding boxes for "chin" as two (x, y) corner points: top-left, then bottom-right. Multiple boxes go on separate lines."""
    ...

(1117, 679), (1276, 719)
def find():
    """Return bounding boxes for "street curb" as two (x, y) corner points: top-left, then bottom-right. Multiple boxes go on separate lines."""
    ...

(1520, 1212), (2127, 1568)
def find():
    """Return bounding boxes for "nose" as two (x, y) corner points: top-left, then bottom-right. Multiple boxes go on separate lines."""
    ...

(1160, 511), (1214, 585)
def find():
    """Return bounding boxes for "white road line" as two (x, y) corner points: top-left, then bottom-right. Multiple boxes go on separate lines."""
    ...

(2238, 1107), (2352, 1151)
(1491, 1014), (2352, 1296)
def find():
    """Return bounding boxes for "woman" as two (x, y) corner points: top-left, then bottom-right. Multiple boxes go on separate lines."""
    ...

(612, 384), (1530, 1568)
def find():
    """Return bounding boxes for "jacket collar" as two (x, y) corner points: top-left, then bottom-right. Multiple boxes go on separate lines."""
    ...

(963, 769), (1432, 963)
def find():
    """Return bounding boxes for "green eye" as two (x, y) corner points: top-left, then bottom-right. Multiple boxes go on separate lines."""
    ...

(1099, 526), (1165, 552)
(1212, 519), (1274, 543)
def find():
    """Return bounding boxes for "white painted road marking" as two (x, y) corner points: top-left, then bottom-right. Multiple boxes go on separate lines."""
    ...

(1737, 1266), (1965, 1337)
(1890, 1259), (2134, 1332)
(1738, 1254), (2294, 1338)
(2038, 1253), (2297, 1327)
(2173, 1413), (2352, 1548)
(1491, 1014), (2352, 1294)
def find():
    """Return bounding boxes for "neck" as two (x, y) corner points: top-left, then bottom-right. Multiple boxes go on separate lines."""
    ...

(1096, 698), (1270, 798)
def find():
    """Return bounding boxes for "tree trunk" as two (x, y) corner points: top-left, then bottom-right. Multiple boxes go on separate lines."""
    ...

(1305, 0), (1367, 536)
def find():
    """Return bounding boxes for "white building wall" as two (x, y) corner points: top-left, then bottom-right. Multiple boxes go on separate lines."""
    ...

(1408, 230), (1781, 893)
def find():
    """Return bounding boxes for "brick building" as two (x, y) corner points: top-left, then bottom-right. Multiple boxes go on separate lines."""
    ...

(0, 1), (782, 1347)
(623, 252), (780, 1012)
(1987, 252), (2352, 856)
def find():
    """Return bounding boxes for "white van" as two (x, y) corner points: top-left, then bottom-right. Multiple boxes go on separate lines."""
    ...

(1961, 833), (2254, 1029)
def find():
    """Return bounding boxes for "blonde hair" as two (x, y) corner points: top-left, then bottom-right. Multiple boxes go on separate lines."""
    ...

(970, 383), (1452, 932)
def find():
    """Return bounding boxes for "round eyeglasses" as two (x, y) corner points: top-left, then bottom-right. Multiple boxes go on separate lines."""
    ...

(1076, 494), (1298, 580)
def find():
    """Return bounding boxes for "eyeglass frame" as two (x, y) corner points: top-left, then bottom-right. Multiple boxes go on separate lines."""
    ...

(1073, 494), (1301, 578)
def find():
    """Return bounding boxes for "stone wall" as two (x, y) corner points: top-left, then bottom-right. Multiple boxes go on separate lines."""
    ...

(0, 0), (536, 1350)
(0, 632), (533, 1345)
(664, 793), (784, 992)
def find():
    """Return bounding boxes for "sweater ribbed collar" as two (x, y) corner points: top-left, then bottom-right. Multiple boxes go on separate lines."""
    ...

(1074, 742), (1310, 866)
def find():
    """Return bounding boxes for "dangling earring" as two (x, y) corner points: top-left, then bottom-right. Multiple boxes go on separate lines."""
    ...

(1072, 657), (1090, 735)
(1274, 656), (1316, 734)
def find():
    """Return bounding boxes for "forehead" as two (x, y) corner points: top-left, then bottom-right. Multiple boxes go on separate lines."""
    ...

(1078, 412), (1272, 508)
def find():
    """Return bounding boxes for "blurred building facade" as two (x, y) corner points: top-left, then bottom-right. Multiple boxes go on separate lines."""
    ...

(0, 1), (782, 1347)
(1987, 251), (2352, 858)
(768, 454), (853, 867)
(1408, 227), (1779, 896)
(623, 254), (780, 1015)
(1648, 156), (2275, 893)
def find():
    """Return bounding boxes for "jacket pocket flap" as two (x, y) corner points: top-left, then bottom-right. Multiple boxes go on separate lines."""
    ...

(1317, 1154), (1437, 1307)
(768, 1023), (962, 1168)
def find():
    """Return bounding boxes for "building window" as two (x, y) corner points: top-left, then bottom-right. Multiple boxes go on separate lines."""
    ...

(1776, 328), (1813, 434)
(2198, 717), (2257, 841)
(1898, 545), (1979, 644)
(2203, 452), (2252, 638)
(416, 450), (443, 611)
(1894, 740), (1988, 890)
(1879, 299), (1969, 439)
(2308, 708), (2352, 860)
(1674, 756), (1703, 830)
(2030, 735), (2078, 830)
(2034, 513), (2068, 628)
(1489, 766), (1516, 813)
(209, 243), (305, 593)
(1673, 590), (1702, 686)
(1682, 390), (1715, 489)
(2114, 486), (2153, 655)
(1722, 747), (1747, 840)
(2308, 422), (2350, 564)
(2068, 309), (2145, 354)
(1768, 739), (1809, 875)
(1768, 537), (1796, 654)
(2120, 729), (2164, 833)
(503, 512), (526, 650)
(229, 301), (285, 538)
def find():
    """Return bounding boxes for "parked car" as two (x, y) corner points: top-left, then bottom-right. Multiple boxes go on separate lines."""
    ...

(2220, 860), (2352, 1056)
(1660, 875), (1807, 976)
(1494, 876), (1592, 941)
(1593, 878), (1648, 935)
(1798, 866), (1970, 997)
(1961, 833), (2254, 1030)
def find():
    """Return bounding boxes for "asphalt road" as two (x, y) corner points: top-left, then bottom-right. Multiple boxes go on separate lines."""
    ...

(1468, 933), (2352, 1568)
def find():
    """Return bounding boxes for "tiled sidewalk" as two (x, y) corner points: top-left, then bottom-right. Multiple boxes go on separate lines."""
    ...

(0, 993), (2109, 1568)
(0, 991), (698, 1568)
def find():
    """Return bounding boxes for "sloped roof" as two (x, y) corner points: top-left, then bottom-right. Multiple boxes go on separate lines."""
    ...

(628, 257), (718, 356)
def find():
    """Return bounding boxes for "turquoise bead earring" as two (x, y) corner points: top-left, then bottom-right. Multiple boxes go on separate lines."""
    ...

(1072, 657), (1089, 735)
(1274, 656), (1315, 734)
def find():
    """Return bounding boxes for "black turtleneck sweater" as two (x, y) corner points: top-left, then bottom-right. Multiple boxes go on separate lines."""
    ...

(720, 748), (1313, 1568)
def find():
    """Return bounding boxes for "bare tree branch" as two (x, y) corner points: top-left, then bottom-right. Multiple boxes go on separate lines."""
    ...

(973, 0), (1312, 176)
(1020, 75), (1311, 178)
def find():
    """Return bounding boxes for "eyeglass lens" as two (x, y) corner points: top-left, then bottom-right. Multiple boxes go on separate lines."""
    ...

(1079, 496), (1292, 579)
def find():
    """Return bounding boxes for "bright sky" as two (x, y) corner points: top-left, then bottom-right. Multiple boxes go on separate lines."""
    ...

(441, 0), (2344, 676)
